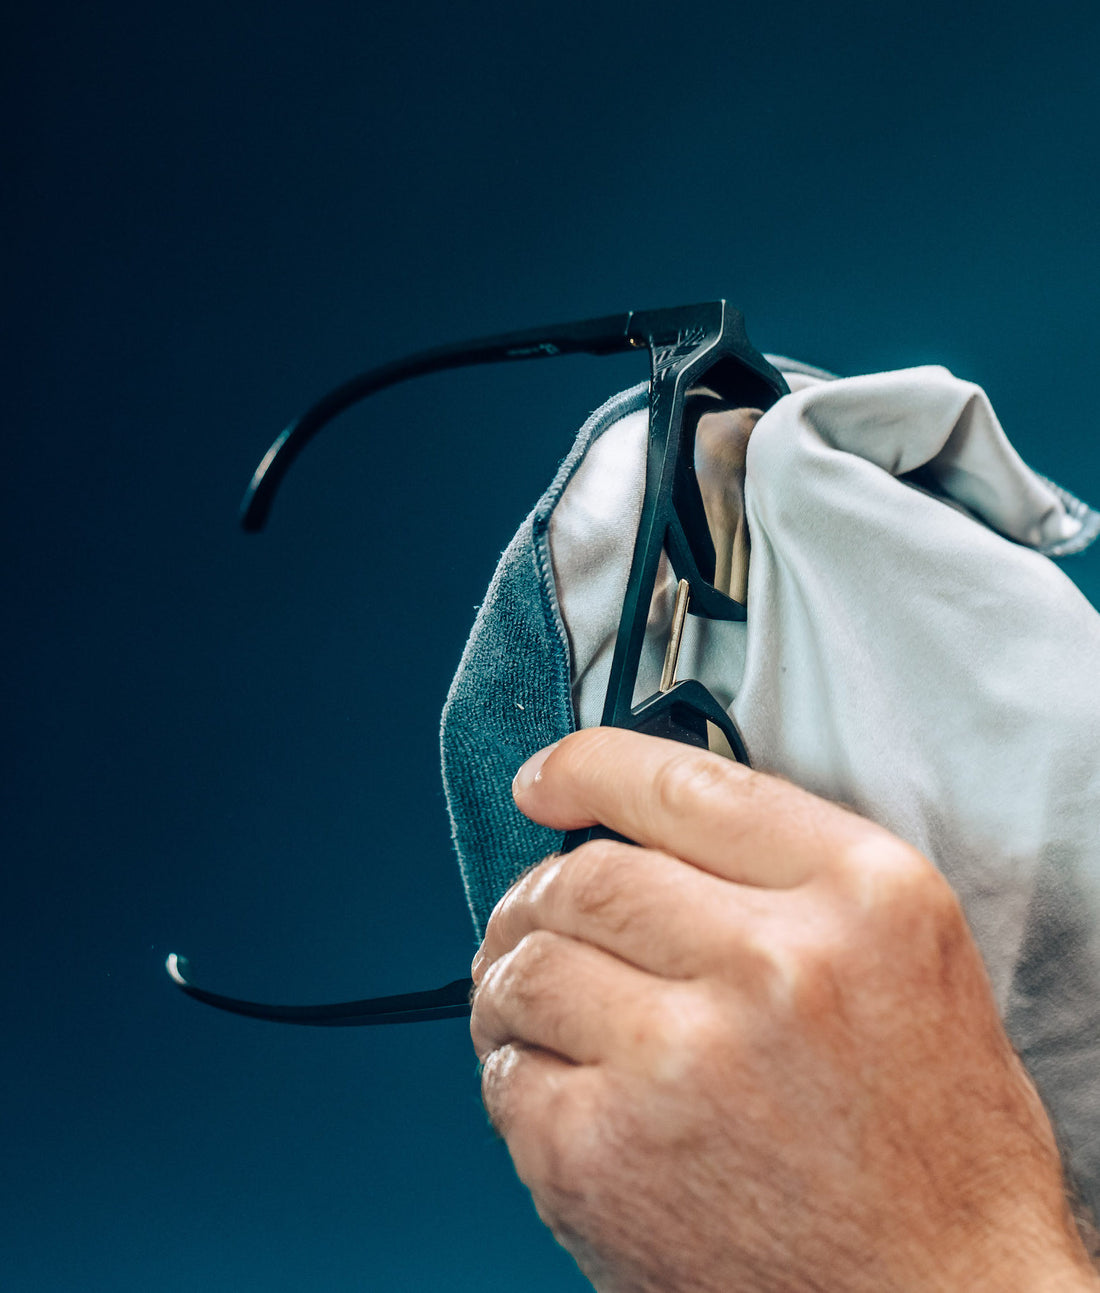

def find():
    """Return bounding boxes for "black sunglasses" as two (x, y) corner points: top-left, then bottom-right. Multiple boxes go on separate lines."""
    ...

(166, 301), (789, 1026)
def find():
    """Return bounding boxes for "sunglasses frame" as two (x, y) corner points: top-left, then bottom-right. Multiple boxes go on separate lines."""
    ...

(166, 300), (789, 1026)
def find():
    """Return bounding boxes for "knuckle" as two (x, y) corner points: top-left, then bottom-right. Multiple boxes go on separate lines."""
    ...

(471, 931), (572, 1059)
(751, 912), (848, 1024)
(644, 985), (735, 1090)
(789, 839), (974, 1014)
(478, 1042), (523, 1134)
(650, 749), (734, 821)
(494, 929), (563, 1008)
(741, 896), (865, 1025)
(859, 838), (965, 934)
(557, 840), (633, 927)
(479, 1051), (595, 1190)
(486, 1064), (612, 1221)
(538, 1085), (610, 1198)
(469, 978), (504, 1060)
(835, 829), (938, 903)
(487, 854), (559, 934)
(883, 858), (971, 964)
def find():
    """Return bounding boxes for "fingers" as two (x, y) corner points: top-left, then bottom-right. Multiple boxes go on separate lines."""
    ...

(479, 1041), (575, 1139)
(512, 728), (880, 889)
(471, 927), (676, 1068)
(479, 1042), (605, 1202)
(476, 839), (773, 980)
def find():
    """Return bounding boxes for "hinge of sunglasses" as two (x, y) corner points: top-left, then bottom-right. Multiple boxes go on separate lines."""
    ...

(659, 578), (691, 693)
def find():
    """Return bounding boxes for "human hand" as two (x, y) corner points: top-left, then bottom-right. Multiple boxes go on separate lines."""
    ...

(470, 728), (1099, 1292)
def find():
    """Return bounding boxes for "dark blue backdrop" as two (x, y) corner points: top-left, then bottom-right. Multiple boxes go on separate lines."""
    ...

(6, 2), (1100, 1289)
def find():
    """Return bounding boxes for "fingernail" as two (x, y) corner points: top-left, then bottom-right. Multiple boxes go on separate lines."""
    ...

(512, 741), (558, 798)
(471, 946), (486, 984)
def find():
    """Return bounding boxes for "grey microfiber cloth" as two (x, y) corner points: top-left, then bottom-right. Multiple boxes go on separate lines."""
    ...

(440, 362), (1100, 1211)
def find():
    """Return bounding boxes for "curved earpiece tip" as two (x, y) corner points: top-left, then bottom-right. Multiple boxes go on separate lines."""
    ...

(239, 477), (271, 532)
(165, 952), (191, 986)
(239, 426), (294, 533)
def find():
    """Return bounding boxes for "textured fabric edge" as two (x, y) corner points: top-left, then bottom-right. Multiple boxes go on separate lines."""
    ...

(529, 381), (651, 668)
(1034, 475), (1100, 558)
(438, 381), (650, 937)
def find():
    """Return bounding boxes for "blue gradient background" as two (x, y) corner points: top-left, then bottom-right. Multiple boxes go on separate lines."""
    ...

(6, 2), (1100, 1289)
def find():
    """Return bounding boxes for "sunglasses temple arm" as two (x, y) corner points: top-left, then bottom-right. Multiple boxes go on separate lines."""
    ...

(165, 954), (473, 1025)
(241, 311), (637, 532)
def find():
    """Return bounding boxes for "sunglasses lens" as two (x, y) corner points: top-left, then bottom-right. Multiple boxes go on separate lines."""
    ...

(631, 388), (762, 711)
(705, 719), (742, 761)
(691, 398), (763, 607)
(630, 550), (679, 709)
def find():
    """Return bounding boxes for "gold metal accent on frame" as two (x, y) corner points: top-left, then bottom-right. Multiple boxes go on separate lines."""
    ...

(659, 578), (691, 693)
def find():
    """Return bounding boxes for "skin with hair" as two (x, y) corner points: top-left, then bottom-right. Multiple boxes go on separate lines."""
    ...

(470, 728), (1100, 1293)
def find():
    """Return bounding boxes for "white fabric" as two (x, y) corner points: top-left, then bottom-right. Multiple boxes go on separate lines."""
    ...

(547, 364), (1100, 1205)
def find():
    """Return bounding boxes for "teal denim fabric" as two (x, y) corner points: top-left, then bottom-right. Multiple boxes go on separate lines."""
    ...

(439, 382), (649, 936)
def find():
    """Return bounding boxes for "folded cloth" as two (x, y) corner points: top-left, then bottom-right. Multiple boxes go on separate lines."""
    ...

(440, 361), (1100, 1210)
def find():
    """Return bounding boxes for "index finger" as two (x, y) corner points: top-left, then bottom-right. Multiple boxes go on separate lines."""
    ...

(511, 728), (880, 888)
